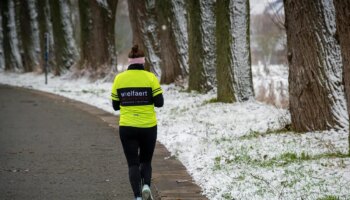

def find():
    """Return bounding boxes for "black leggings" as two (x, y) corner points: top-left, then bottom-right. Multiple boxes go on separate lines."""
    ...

(119, 125), (157, 197)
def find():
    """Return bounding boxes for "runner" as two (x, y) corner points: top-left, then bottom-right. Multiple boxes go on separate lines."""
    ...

(111, 45), (164, 200)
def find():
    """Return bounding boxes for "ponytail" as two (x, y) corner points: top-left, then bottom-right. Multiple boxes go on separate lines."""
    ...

(128, 44), (145, 58)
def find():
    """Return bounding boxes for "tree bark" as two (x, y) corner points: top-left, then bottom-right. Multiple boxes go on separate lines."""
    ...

(78, 0), (118, 77)
(216, 0), (253, 102)
(128, 0), (188, 84)
(50, 0), (78, 75)
(0, 0), (6, 70)
(188, 0), (216, 93)
(333, 0), (350, 154)
(284, 0), (348, 131)
(16, 0), (31, 72)
(17, 0), (41, 72)
(128, 0), (161, 75)
(2, 0), (23, 71)
(156, 0), (187, 84)
(169, 0), (189, 84)
(1, 0), (11, 70)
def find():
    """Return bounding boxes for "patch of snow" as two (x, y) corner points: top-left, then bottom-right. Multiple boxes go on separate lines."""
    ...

(95, 0), (108, 9)
(252, 64), (288, 108)
(250, 0), (268, 15)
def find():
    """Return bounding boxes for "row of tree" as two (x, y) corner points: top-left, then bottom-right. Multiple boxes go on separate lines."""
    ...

(132, 0), (350, 138)
(128, 0), (254, 102)
(0, 0), (350, 138)
(0, 0), (118, 78)
(0, 0), (253, 100)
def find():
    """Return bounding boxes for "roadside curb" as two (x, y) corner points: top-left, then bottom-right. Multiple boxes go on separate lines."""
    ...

(17, 86), (208, 200)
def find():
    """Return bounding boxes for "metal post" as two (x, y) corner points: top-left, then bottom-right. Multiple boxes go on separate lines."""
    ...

(44, 32), (49, 84)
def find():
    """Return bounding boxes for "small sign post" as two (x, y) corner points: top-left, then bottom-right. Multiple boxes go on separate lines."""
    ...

(44, 32), (49, 84)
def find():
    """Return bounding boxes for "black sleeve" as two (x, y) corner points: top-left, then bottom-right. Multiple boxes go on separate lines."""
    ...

(153, 93), (164, 107)
(112, 100), (120, 111)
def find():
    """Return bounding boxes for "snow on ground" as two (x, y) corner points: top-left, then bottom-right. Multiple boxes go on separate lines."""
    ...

(1, 69), (350, 200)
(252, 63), (289, 108)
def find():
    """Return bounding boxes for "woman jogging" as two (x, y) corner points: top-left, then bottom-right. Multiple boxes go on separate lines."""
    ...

(111, 45), (164, 200)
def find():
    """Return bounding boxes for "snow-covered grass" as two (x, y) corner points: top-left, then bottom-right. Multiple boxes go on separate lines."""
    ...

(1, 70), (350, 200)
(253, 63), (289, 108)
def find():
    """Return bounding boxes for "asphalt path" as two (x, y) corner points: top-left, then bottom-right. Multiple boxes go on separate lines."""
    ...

(0, 85), (133, 200)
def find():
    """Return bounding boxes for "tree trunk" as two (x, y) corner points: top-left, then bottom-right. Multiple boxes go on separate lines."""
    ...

(156, 0), (187, 84)
(37, 0), (55, 72)
(1, 0), (23, 71)
(50, 0), (78, 75)
(216, 0), (253, 102)
(333, 0), (350, 154)
(29, 0), (41, 70)
(188, 0), (216, 93)
(128, 0), (188, 83)
(284, 0), (348, 131)
(17, 0), (41, 72)
(16, 0), (31, 72)
(0, 1), (5, 70)
(169, 0), (189, 84)
(78, 0), (118, 78)
(128, 0), (161, 75)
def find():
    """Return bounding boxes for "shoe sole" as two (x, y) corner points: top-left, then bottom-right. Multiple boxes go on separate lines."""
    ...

(142, 190), (150, 200)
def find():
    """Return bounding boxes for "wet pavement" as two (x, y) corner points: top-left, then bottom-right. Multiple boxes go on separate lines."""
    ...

(0, 85), (132, 200)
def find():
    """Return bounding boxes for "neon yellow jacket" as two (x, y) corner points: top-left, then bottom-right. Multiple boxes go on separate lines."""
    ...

(111, 68), (163, 128)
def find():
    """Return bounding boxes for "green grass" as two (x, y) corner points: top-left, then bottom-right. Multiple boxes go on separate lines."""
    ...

(59, 89), (71, 93)
(239, 127), (293, 140)
(267, 152), (309, 167)
(202, 97), (218, 105)
(317, 195), (340, 200)
(213, 136), (233, 145)
(169, 106), (190, 115)
(213, 150), (349, 170)
(81, 89), (106, 94)
(214, 156), (222, 170)
(260, 151), (348, 167)
(239, 130), (261, 139)
(314, 152), (349, 159)
(221, 193), (233, 200)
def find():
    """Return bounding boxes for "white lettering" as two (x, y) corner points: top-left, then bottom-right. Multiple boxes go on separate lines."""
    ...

(120, 90), (148, 98)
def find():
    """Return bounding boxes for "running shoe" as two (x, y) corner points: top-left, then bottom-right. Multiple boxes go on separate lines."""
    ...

(141, 184), (153, 200)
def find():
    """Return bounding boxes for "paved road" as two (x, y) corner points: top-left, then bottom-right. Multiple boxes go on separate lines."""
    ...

(0, 85), (133, 200)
